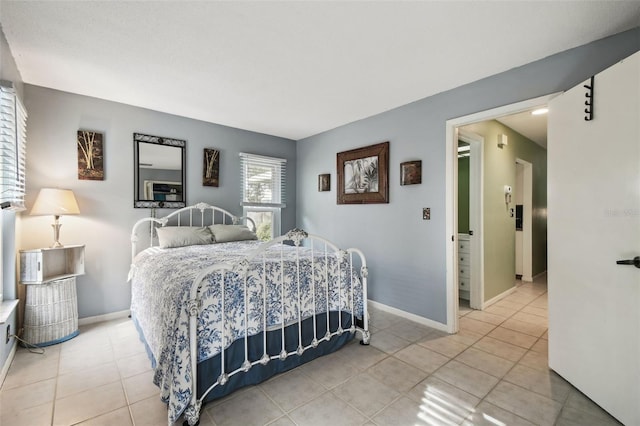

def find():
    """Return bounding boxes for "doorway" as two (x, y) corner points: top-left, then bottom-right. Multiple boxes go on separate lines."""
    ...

(445, 94), (557, 333)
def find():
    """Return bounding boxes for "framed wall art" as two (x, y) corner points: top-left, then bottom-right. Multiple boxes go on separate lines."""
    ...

(203, 148), (220, 187)
(318, 173), (330, 192)
(337, 141), (389, 204)
(77, 130), (104, 180)
(400, 160), (422, 185)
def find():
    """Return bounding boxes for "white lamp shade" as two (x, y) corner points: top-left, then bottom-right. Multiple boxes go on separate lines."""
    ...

(30, 188), (80, 216)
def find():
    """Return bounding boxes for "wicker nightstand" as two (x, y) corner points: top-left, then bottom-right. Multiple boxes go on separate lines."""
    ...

(19, 245), (85, 346)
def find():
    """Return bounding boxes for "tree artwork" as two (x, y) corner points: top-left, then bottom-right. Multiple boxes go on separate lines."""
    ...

(203, 148), (220, 187)
(77, 130), (104, 180)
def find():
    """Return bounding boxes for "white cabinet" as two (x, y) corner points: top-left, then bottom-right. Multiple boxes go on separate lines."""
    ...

(19, 245), (85, 346)
(458, 234), (471, 301)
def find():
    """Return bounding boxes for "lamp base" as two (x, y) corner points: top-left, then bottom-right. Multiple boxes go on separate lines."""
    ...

(51, 220), (64, 248)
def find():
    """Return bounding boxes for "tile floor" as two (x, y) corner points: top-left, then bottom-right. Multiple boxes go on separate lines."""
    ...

(0, 275), (622, 425)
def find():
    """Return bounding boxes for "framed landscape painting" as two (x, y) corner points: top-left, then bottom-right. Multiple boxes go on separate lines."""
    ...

(337, 141), (389, 204)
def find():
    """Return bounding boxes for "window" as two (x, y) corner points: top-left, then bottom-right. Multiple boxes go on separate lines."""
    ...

(239, 153), (286, 241)
(0, 81), (27, 210)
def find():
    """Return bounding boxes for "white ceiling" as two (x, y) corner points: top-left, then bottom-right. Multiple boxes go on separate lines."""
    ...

(1, 1), (638, 141)
(497, 109), (548, 148)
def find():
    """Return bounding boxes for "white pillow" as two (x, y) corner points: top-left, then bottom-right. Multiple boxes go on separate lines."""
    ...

(156, 226), (214, 248)
(209, 224), (258, 243)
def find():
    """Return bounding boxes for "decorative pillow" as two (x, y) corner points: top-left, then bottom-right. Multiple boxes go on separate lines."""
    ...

(209, 224), (258, 243)
(156, 226), (214, 248)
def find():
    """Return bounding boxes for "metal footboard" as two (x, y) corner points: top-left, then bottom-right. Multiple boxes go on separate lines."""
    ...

(182, 228), (369, 425)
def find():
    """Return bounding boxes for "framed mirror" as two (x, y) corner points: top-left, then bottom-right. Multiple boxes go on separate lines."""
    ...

(134, 133), (186, 208)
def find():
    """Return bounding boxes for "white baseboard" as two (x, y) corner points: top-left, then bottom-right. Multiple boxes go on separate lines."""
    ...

(533, 270), (548, 280)
(368, 300), (449, 333)
(482, 286), (517, 309)
(78, 310), (130, 326)
(0, 342), (17, 388)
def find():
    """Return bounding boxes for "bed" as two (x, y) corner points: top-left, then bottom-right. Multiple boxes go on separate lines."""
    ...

(128, 203), (370, 425)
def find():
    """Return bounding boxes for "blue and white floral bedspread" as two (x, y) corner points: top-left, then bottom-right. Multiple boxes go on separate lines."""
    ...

(129, 241), (364, 424)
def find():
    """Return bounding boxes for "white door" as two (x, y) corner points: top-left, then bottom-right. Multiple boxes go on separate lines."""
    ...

(548, 52), (640, 425)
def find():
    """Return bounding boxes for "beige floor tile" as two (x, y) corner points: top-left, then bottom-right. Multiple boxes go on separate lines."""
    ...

(366, 356), (427, 392)
(555, 406), (622, 426)
(0, 377), (56, 413)
(466, 310), (508, 325)
(501, 318), (546, 337)
(207, 387), (285, 426)
(459, 317), (497, 335)
(385, 319), (434, 342)
(129, 394), (171, 426)
(56, 361), (120, 399)
(518, 349), (550, 372)
(472, 336), (527, 362)
(485, 304), (518, 318)
(485, 381), (562, 425)
(337, 339), (387, 370)
(432, 360), (499, 399)
(394, 344), (449, 373)
(407, 376), (480, 420)
(531, 337), (549, 354)
(0, 401), (52, 426)
(511, 311), (548, 327)
(112, 333), (148, 359)
(488, 326), (537, 349)
(520, 305), (547, 318)
(493, 299), (527, 310)
(333, 372), (400, 417)
(418, 334), (468, 358)
(123, 369), (159, 404)
(289, 391), (366, 426)
(59, 328), (110, 355)
(373, 395), (447, 426)
(1, 348), (60, 390)
(116, 351), (153, 378)
(58, 342), (115, 375)
(529, 295), (548, 308)
(267, 415), (297, 426)
(368, 329), (411, 354)
(541, 330), (549, 340)
(455, 347), (514, 378)
(53, 380), (127, 426)
(368, 310), (402, 330)
(504, 364), (571, 402)
(75, 406), (134, 426)
(260, 369), (325, 411)
(463, 401), (535, 426)
(299, 350), (358, 389)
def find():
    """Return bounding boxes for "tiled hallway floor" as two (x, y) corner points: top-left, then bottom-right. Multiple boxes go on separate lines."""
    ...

(0, 275), (622, 425)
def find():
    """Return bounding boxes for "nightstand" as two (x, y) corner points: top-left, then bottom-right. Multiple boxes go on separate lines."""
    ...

(19, 245), (85, 346)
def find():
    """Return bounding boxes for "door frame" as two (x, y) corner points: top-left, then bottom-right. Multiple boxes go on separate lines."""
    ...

(515, 158), (534, 282)
(457, 129), (484, 310)
(444, 93), (559, 333)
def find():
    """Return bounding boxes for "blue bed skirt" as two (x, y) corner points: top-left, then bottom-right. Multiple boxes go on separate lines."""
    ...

(133, 311), (355, 408)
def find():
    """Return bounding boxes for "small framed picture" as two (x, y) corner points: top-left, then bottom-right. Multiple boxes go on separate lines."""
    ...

(400, 160), (422, 185)
(318, 174), (330, 192)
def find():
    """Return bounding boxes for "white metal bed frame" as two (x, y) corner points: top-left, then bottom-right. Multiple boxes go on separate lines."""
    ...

(130, 203), (370, 425)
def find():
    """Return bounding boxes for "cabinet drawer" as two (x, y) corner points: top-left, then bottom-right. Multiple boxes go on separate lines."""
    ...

(458, 254), (470, 265)
(459, 267), (471, 279)
(459, 278), (469, 290)
(458, 241), (470, 253)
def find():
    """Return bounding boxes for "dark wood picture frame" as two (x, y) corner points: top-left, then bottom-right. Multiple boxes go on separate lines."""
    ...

(337, 141), (389, 204)
(77, 130), (104, 180)
(318, 173), (330, 192)
(400, 160), (422, 185)
(203, 148), (220, 187)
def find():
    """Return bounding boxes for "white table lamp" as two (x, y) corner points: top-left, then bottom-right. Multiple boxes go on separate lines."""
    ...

(30, 188), (80, 247)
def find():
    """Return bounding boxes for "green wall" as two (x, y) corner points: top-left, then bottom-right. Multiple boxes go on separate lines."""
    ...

(461, 120), (547, 302)
(458, 156), (470, 234)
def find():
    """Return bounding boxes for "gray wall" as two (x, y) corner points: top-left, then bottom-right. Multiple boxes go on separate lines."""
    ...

(21, 86), (296, 319)
(297, 28), (640, 324)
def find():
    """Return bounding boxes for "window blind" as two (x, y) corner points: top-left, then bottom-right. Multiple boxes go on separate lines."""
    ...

(239, 153), (286, 208)
(0, 81), (27, 210)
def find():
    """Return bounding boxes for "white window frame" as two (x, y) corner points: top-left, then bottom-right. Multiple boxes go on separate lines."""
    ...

(239, 153), (286, 239)
(0, 80), (27, 211)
